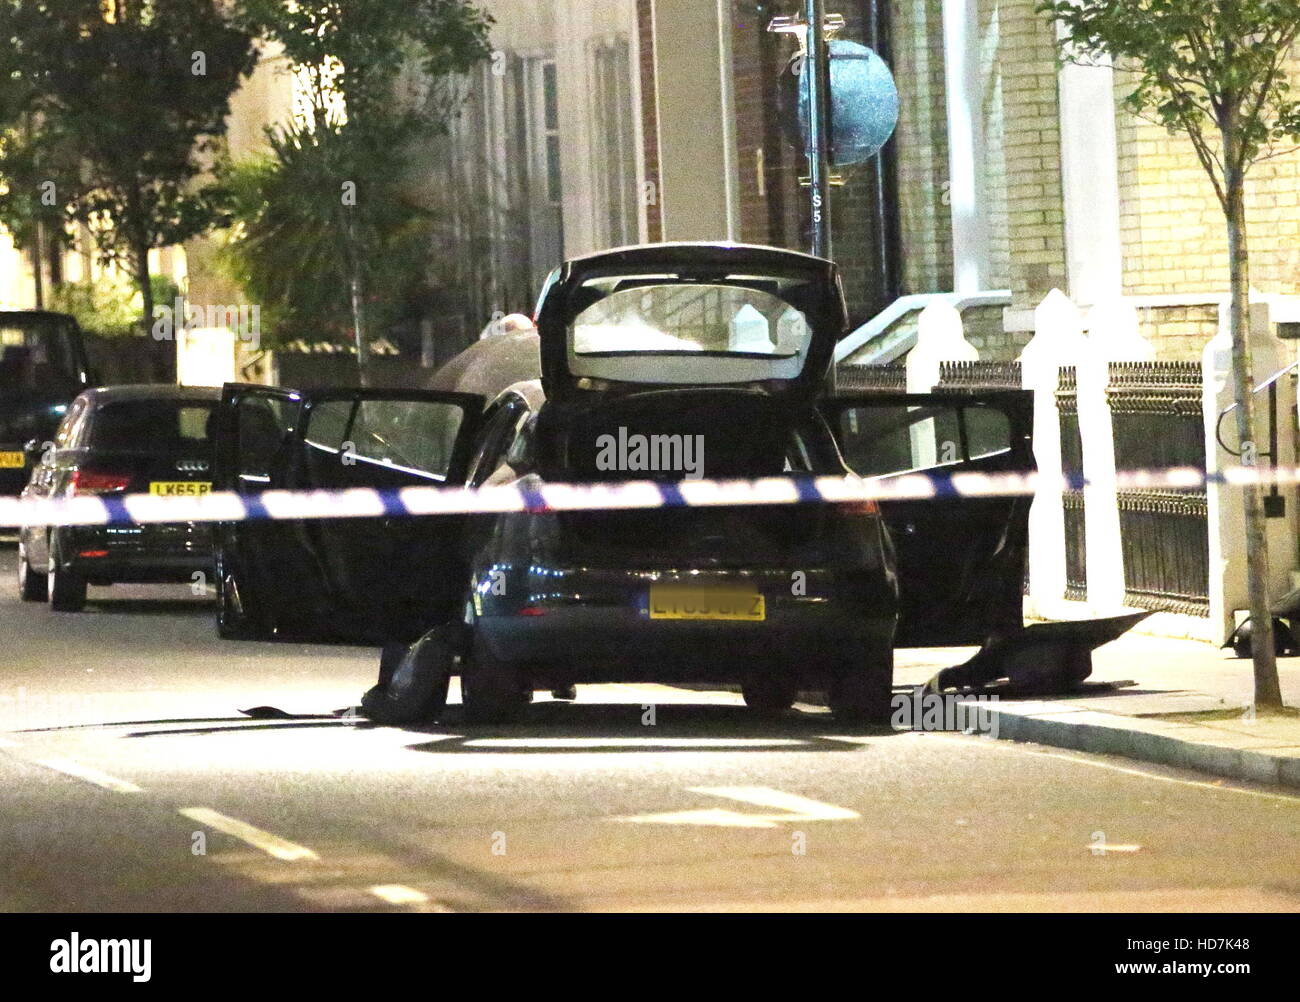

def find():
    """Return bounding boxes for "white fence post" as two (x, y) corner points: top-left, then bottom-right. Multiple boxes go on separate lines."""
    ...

(1020, 290), (1085, 617)
(1081, 299), (1154, 612)
(906, 300), (979, 392)
(906, 300), (978, 468)
(1204, 299), (1298, 642)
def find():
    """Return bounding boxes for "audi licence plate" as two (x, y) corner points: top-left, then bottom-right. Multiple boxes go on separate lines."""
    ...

(0, 451), (24, 469)
(149, 481), (212, 497)
(647, 583), (765, 621)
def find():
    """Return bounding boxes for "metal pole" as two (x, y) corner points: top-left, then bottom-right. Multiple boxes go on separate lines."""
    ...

(803, 0), (832, 258)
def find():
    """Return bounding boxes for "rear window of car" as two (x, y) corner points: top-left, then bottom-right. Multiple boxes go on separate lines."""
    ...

(89, 400), (215, 452)
(0, 319), (79, 391)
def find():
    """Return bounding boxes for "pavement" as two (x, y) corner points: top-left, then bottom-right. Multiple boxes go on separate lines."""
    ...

(895, 634), (1300, 790)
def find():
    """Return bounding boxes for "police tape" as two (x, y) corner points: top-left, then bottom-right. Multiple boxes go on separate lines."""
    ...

(0, 464), (1294, 529)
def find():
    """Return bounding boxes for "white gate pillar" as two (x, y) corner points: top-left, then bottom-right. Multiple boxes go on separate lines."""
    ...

(906, 300), (978, 468)
(1020, 290), (1086, 617)
(1081, 299), (1154, 612)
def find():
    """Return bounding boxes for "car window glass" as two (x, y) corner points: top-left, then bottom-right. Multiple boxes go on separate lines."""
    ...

(237, 396), (296, 483)
(965, 406), (1013, 460)
(504, 413), (533, 467)
(308, 397), (465, 481)
(0, 319), (78, 391)
(91, 400), (216, 452)
(837, 403), (1011, 478)
(54, 399), (86, 449)
(468, 400), (524, 487)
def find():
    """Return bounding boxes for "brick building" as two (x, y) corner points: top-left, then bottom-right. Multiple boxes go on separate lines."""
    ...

(626, 0), (1300, 362)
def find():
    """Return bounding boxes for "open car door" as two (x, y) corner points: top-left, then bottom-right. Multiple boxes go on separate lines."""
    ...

(823, 390), (1034, 647)
(213, 384), (485, 644)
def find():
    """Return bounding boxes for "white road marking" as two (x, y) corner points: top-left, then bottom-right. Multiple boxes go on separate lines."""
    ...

(178, 807), (319, 861)
(32, 757), (142, 793)
(925, 732), (1300, 804)
(616, 785), (860, 828)
(370, 884), (431, 906)
(1090, 844), (1143, 853)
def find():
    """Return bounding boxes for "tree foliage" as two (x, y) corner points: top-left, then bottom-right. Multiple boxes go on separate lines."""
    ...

(221, 0), (493, 358)
(0, 1), (258, 327)
(1040, 0), (1300, 203)
(221, 120), (439, 347)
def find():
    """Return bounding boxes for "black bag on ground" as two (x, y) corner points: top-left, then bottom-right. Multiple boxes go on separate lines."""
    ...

(360, 623), (466, 725)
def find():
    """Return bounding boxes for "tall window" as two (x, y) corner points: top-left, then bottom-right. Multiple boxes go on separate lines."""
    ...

(541, 62), (563, 207)
(589, 35), (639, 249)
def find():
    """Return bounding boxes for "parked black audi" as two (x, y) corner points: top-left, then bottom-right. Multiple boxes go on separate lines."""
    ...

(17, 385), (220, 611)
(0, 310), (95, 497)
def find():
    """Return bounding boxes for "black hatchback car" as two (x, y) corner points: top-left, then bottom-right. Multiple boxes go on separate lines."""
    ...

(211, 244), (1035, 725)
(17, 385), (220, 610)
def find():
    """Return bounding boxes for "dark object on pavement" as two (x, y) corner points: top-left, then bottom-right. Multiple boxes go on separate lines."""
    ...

(924, 611), (1152, 696)
(360, 624), (465, 725)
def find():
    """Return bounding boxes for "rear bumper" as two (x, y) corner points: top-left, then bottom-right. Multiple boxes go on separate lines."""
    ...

(59, 524), (214, 584)
(472, 566), (896, 685)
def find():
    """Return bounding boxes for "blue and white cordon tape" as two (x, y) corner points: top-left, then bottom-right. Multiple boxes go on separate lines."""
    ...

(0, 465), (1292, 529)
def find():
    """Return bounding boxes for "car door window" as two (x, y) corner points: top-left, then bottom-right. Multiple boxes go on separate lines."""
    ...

(468, 399), (527, 487)
(306, 397), (467, 483)
(235, 395), (297, 488)
(836, 403), (1011, 478)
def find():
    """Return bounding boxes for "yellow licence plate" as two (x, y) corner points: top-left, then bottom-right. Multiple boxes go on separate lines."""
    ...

(0, 451), (24, 469)
(648, 584), (765, 622)
(149, 481), (212, 497)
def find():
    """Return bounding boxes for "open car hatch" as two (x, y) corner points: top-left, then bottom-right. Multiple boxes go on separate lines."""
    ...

(534, 243), (847, 403)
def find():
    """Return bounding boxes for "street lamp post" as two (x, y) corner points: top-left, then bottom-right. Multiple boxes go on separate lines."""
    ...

(803, 0), (833, 259)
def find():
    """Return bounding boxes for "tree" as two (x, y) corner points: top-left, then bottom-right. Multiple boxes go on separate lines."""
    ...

(1041, 0), (1300, 711)
(0, 1), (257, 340)
(228, 0), (493, 380)
(220, 119), (440, 352)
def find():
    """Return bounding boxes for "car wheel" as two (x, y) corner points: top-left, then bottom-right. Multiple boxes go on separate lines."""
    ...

(741, 675), (799, 715)
(17, 539), (48, 602)
(461, 635), (530, 725)
(827, 650), (894, 725)
(47, 533), (87, 612)
(360, 630), (456, 725)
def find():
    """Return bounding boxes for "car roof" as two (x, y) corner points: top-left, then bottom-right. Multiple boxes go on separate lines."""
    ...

(0, 309), (80, 326)
(81, 384), (223, 404)
(559, 241), (832, 269)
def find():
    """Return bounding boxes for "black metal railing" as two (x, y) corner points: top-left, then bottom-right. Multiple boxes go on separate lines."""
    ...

(1108, 361), (1209, 616)
(1057, 366), (1087, 601)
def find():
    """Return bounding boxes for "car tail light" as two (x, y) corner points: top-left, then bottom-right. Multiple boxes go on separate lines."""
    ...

(78, 549), (109, 559)
(844, 498), (880, 516)
(71, 470), (131, 495)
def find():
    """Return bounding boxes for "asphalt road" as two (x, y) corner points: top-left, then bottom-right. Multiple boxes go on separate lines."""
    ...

(0, 543), (1297, 913)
